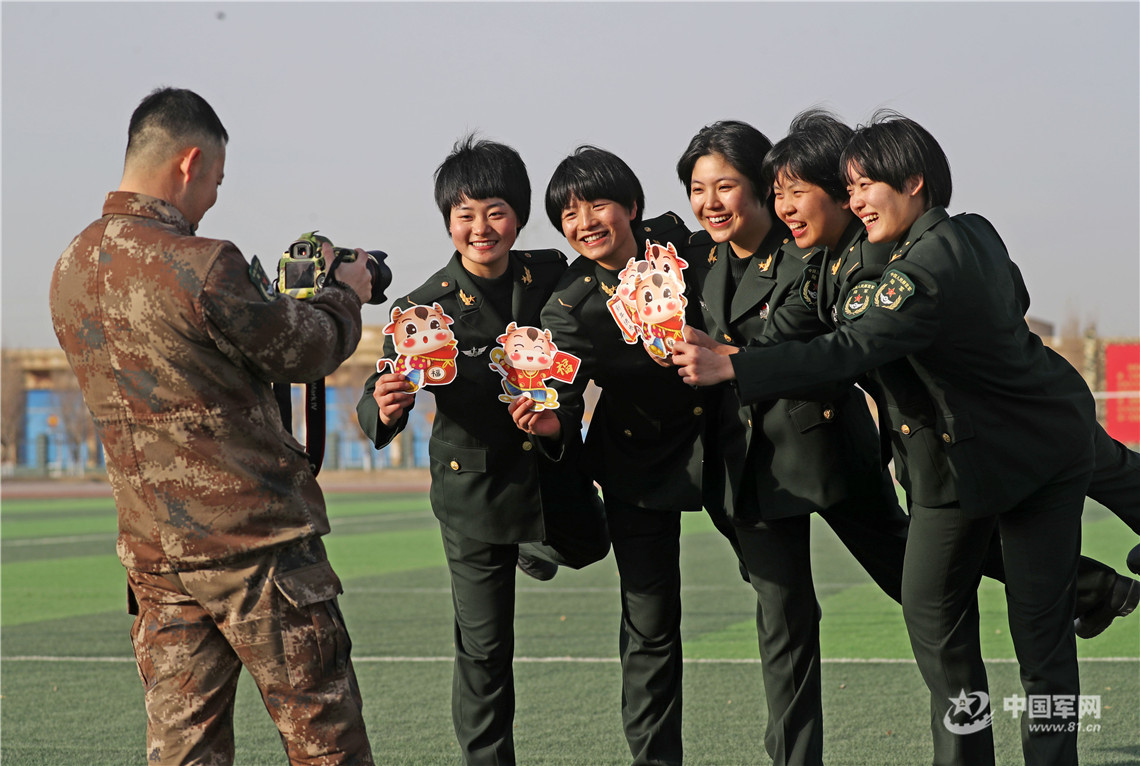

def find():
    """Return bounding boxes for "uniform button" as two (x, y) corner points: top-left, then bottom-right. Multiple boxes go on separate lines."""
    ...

(822, 408), (834, 420)
(693, 407), (703, 416)
(900, 424), (911, 435)
(522, 441), (533, 451)
(942, 433), (952, 443)
(623, 429), (633, 437)
(449, 460), (460, 471)
(723, 334), (732, 342)
(584, 276), (592, 283)
(747, 419), (752, 428)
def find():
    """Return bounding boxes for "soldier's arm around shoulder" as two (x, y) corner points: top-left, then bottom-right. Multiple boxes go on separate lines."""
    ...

(201, 240), (362, 383)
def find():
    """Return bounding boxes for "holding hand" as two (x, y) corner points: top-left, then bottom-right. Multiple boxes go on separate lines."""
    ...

(509, 396), (563, 438)
(372, 372), (416, 426)
(329, 243), (374, 303)
(671, 325), (739, 387)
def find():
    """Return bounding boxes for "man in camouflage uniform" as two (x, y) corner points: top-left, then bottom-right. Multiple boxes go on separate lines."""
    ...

(49, 87), (375, 765)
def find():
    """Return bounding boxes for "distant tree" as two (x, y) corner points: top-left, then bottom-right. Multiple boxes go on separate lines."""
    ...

(1, 351), (27, 465)
(54, 382), (96, 471)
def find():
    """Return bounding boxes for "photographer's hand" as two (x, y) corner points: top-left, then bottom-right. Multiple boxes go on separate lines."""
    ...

(373, 372), (416, 426)
(328, 243), (373, 303)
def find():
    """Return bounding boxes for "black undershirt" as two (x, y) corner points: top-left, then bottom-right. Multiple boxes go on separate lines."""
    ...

(467, 270), (514, 322)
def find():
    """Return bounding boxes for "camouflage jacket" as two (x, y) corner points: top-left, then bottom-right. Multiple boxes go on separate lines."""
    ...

(50, 192), (363, 572)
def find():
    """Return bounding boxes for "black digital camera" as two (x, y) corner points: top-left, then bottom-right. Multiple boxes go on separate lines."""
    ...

(277, 231), (392, 305)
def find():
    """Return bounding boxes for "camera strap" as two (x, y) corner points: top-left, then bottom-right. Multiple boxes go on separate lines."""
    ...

(273, 380), (326, 475)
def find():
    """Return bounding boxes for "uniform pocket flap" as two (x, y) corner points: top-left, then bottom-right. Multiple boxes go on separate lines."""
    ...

(274, 560), (343, 608)
(785, 400), (834, 433)
(429, 438), (488, 474)
(939, 413), (974, 443)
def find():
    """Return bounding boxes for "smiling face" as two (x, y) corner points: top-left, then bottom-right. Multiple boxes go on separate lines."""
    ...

(772, 171), (852, 251)
(845, 163), (927, 244)
(688, 152), (769, 258)
(448, 196), (518, 278)
(560, 197), (638, 270)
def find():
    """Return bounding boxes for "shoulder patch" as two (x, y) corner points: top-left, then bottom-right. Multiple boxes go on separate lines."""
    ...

(249, 256), (276, 301)
(873, 268), (916, 311)
(842, 280), (877, 319)
(520, 248), (566, 264)
(799, 265), (820, 309)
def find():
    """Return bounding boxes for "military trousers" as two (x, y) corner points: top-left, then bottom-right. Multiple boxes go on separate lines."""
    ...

(1089, 424), (1140, 534)
(902, 458), (1090, 766)
(126, 537), (373, 766)
(606, 502), (685, 766)
(439, 512), (609, 766)
(735, 515), (824, 766)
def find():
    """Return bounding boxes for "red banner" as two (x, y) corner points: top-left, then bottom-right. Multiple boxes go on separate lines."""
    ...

(1104, 343), (1140, 443)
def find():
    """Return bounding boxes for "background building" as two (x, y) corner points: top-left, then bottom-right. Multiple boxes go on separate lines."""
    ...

(2, 321), (1136, 477)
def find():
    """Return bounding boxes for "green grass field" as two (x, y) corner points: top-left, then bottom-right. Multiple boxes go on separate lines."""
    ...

(2, 489), (1137, 765)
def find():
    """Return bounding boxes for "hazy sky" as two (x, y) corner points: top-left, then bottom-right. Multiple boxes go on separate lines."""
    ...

(4, 1), (1138, 349)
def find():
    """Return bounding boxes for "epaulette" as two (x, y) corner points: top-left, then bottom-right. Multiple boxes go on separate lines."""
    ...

(513, 248), (567, 265)
(686, 229), (714, 247)
(406, 267), (456, 306)
(548, 260), (599, 312)
(639, 210), (692, 247)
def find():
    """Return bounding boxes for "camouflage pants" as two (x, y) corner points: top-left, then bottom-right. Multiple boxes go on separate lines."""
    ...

(126, 538), (374, 765)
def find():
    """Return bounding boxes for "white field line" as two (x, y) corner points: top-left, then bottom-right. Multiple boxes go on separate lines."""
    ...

(4, 655), (1136, 665)
(2, 513), (428, 547)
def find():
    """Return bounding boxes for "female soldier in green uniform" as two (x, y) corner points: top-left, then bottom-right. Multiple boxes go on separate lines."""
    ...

(357, 135), (609, 766)
(514, 145), (742, 765)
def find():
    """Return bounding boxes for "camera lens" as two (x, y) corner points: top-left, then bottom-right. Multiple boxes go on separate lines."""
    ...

(365, 251), (392, 305)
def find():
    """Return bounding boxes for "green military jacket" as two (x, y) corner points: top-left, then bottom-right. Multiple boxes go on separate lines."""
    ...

(356, 250), (603, 544)
(733, 208), (1095, 517)
(688, 226), (882, 522)
(541, 213), (718, 511)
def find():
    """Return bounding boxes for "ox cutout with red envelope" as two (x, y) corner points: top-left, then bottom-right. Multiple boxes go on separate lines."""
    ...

(606, 240), (689, 360)
(377, 303), (459, 392)
(488, 322), (581, 411)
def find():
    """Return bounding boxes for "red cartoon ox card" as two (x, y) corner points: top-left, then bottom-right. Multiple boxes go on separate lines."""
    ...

(377, 303), (459, 392)
(488, 322), (581, 411)
(606, 241), (689, 360)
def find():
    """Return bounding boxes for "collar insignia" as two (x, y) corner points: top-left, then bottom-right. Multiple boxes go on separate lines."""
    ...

(458, 289), (476, 307)
(831, 258), (842, 276)
(521, 266), (533, 285)
(599, 281), (615, 297)
(708, 246), (718, 265)
(757, 253), (773, 273)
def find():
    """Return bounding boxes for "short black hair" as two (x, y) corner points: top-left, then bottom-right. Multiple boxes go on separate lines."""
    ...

(841, 110), (952, 208)
(125, 87), (228, 164)
(676, 120), (774, 203)
(544, 145), (644, 231)
(764, 109), (853, 203)
(433, 134), (531, 229)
